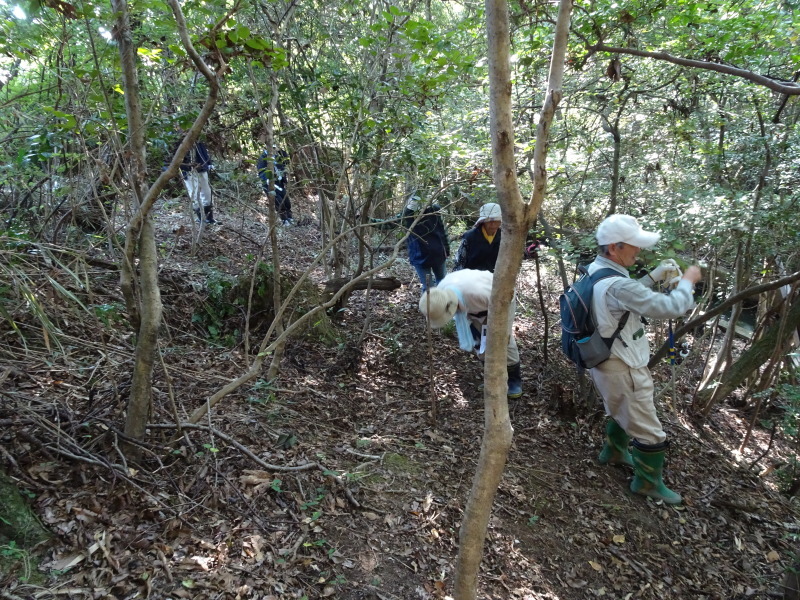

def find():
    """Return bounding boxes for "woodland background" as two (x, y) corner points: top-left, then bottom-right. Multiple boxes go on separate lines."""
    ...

(1, 0), (800, 597)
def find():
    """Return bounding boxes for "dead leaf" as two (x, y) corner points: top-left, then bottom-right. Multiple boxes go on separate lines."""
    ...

(589, 560), (603, 571)
(612, 535), (625, 544)
(766, 550), (780, 563)
(46, 542), (101, 572)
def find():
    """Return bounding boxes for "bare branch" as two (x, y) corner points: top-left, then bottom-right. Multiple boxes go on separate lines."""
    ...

(589, 43), (800, 96)
(649, 269), (800, 366)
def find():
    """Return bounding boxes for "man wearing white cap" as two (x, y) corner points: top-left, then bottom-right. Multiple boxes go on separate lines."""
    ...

(418, 268), (523, 398)
(453, 202), (503, 272)
(589, 214), (702, 504)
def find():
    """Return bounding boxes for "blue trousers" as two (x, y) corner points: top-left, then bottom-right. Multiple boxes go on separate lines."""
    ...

(413, 261), (447, 292)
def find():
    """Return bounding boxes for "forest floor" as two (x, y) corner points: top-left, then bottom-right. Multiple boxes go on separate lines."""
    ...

(1, 190), (799, 600)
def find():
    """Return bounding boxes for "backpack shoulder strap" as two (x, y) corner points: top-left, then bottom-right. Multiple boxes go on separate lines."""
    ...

(589, 267), (626, 283)
(586, 267), (631, 346)
(607, 311), (630, 347)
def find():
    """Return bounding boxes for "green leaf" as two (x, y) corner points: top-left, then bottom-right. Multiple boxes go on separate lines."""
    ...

(245, 38), (266, 50)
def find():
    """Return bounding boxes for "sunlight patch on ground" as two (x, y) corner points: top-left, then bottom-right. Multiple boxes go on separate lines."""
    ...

(678, 407), (779, 490)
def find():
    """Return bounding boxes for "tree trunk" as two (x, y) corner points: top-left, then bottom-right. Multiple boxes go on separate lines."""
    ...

(112, 0), (160, 457)
(606, 122), (621, 215)
(116, 0), (220, 458)
(452, 0), (572, 597)
(124, 217), (161, 447)
(694, 294), (800, 410)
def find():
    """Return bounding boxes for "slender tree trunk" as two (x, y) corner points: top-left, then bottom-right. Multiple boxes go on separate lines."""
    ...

(607, 124), (621, 215)
(452, 0), (571, 597)
(112, 0), (147, 332)
(125, 217), (161, 446)
(116, 0), (220, 458)
(112, 0), (161, 456)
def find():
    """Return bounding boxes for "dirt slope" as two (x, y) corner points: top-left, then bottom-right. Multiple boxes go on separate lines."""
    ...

(1, 196), (797, 600)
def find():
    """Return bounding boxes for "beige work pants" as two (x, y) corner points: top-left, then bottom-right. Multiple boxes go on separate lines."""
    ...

(469, 298), (520, 366)
(589, 357), (666, 445)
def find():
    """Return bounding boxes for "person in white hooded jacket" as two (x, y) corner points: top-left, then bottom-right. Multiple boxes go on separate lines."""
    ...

(418, 269), (523, 398)
(589, 214), (702, 505)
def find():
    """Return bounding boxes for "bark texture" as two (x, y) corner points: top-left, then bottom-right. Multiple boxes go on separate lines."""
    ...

(452, 0), (572, 597)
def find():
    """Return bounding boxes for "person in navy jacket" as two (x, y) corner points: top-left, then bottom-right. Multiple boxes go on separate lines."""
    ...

(453, 202), (502, 272)
(175, 139), (215, 224)
(372, 194), (450, 292)
(257, 148), (292, 225)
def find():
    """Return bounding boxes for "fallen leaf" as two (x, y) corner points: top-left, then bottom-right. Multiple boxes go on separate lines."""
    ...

(612, 535), (625, 544)
(589, 560), (603, 571)
(767, 550), (780, 563)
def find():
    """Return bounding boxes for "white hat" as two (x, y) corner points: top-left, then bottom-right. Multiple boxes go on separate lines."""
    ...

(406, 195), (420, 211)
(475, 202), (501, 227)
(419, 287), (459, 329)
(596, 214), (660, 248)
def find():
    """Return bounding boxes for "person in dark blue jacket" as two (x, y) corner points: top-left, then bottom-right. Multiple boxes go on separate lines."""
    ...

(175, 139), (215, 224)
(257, 148), (292, 225)
(453, 202), (502, 272)
(373, 195), (450, 292)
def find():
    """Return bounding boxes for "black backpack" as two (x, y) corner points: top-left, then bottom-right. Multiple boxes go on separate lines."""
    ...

(560, 265), (630, 369)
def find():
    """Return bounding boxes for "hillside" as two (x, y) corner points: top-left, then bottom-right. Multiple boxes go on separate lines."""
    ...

(1, 194), (798, 600)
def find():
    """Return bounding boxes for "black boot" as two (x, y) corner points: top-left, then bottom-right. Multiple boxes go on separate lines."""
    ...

(507, 362), (522, 399)
(203, 205), (216, 224)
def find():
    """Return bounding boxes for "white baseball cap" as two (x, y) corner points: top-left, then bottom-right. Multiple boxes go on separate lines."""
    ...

(596, 214), (660, 248)
(475, 202), (501, 227)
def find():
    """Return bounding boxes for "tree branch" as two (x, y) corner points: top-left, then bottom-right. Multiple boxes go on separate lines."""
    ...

(649, 269), (800, 367)
(589, 43), (800, 96)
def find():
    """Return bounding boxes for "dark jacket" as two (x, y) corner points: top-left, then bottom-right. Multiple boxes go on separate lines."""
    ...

(257, 149), (289, 192)
(178, 141), (212, 173)
(374, 204), (450, 269)
(453, 226), (501, 272)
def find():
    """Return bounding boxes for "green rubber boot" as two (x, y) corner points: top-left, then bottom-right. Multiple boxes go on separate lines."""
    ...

(630, 441), (682, 505)
(598, 419), (633, 467)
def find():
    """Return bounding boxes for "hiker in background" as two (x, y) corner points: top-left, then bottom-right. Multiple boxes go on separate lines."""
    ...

(175, 137), (215, 224)
(371, 193), (450, 292)
(589, 214), (702, 505)
(453, 202), (502, 272)
(258, 147), (292, 225)
(418, 268), (523, 398)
